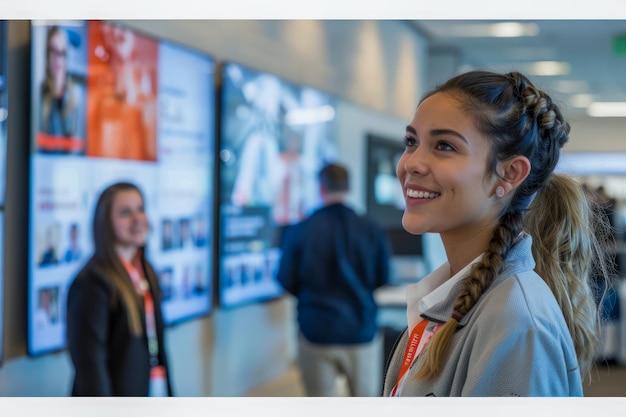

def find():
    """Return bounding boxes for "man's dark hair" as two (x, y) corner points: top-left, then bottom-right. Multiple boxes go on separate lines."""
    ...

(318, 163), (349, 193)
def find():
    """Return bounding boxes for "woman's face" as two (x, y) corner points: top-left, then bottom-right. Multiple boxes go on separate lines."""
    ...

(104, 25), (135, 61)
(396, 92), (501, 239)
(110, 189), (149, 250)
(48, 31), (67, 79)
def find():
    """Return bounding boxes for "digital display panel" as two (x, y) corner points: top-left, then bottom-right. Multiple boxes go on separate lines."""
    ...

(218, 62), (338, 308)
(28, 20), (216, 355)
(365, 133), (423, 256)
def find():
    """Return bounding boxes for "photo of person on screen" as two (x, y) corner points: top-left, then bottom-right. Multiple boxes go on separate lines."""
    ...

(66, 181), (173, 396)
(193, 264), (206, 295)
(192, 214), (208, 248)
(225, 260), (238, 288)
(38, 25), (86, 154)
(229, 73), (283, 208)
(86, 21), (158, 161)
(181, 265), (193, 299)
(263, 250), (279, 282)
(178, 218), (190, 249)
(161, 218), (175, 251)
(272, 124), (306, 225)
(34, 287), (60, 329)
(38, 224), (60, 267)
(64, 222), (83, 263)
(157, 267), (173, 301)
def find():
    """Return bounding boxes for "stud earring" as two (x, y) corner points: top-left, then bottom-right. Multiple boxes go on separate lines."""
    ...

(496, 186), (505, 198)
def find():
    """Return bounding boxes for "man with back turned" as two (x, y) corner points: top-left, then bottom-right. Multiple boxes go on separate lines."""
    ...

(277, 162), (391, 396)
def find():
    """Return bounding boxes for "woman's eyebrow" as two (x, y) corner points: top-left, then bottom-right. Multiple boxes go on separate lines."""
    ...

(430, 128), (468, 144)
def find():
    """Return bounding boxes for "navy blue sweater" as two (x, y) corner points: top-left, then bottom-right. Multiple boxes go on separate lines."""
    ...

(277, 203), (391, 344)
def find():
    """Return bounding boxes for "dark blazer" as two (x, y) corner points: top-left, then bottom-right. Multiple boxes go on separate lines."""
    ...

(277, 203), (391, 345)
(66, 257), (173, 396)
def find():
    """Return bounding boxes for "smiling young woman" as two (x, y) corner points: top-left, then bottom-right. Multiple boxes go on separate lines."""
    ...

(66, 182), (173, 397)
(383, 70), (614, 397)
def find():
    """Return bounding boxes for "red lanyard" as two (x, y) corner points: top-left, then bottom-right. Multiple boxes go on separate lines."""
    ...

(390, 319), (440, 397)
(119, 256), (159, 361)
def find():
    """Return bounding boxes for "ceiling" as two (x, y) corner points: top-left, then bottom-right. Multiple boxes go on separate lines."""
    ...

(410, 20), (626, 117)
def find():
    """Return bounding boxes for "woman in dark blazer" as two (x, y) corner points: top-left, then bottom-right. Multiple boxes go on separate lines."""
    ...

(66, 181), (173, 396)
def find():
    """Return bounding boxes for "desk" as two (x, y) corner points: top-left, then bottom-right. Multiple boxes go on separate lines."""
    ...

(375, 284), (410, 330)
(374, 284), (411, 369)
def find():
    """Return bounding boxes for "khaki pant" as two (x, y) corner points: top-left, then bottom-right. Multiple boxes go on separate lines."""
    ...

(297, 332), (382, 397)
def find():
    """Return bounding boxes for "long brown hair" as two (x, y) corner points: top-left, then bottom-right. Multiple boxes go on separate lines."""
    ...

(411, 70), (613, 382)
(41, 25), (77, 136)
(89, 181), (147, 336)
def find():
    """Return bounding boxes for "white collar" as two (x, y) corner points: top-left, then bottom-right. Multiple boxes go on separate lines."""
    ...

(405, 253), (484, 331)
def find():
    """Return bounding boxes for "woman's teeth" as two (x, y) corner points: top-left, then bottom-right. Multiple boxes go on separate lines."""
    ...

(406, 189), (439, 199)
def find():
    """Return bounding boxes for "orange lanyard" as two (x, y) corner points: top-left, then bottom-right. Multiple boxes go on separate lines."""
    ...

(119, 256), (159, 361)
(390, 319), (440, 397)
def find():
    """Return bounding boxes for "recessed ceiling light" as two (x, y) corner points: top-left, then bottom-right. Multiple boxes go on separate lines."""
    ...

(490, 22), (540, 37)
(422, 22), (540, 38)
(525, 61), (571, 76)
(587, 102), (626, 117)
(570, 94), (594, 108)
(491, 61), (571, 77)
(552, 80), (589, 94)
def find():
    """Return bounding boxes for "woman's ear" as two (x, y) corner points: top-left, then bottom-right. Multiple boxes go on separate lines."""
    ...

(499, 156), (531, 194)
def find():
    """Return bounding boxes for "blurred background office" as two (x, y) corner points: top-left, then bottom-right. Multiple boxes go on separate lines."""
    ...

(1, 18), (626, 397)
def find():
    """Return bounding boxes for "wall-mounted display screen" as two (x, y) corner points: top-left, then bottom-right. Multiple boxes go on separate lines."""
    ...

(365, 133), (423, 256)
(218, 62), (338, 308)
(28, 20), (216, 356)
(0, 19), (7, 366)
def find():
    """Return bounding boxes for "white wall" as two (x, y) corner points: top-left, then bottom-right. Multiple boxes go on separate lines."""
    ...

(567, 116), (626, 152)
(0, 19), (428, 396)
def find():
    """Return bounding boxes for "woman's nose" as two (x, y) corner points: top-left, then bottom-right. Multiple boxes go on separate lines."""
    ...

(402, 147), (429, 175)
(130, 212), (144, 223)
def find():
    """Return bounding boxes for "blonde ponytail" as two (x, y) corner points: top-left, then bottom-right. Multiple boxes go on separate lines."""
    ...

(525, 174), (613, 380)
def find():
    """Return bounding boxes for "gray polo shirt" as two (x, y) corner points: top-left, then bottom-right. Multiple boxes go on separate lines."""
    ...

(383, 234), (583, 397)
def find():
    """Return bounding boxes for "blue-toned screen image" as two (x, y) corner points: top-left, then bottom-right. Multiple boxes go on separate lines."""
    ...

(218, 62), (338, 308)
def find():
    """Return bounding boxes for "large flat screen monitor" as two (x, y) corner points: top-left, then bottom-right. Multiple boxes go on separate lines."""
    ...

(365, 133), (423, 256)
(218, 62), (338, 308)
(28, 20), (216, 356)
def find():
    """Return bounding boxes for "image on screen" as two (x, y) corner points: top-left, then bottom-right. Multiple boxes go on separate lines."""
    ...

(365, 133), (423, 257)
(0, 19), (7, 366)
(28, 20), (216, 356)
(218, 62), (338, 308)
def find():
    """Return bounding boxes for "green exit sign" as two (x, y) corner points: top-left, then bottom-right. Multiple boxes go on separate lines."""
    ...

(613, 35), (626, 56)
